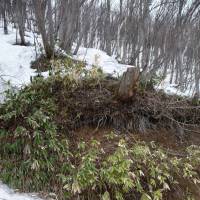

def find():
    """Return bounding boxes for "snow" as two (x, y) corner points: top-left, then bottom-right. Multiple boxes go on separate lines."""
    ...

(72, 46), (133, 76)
(73, 46), (196, 98)
(156, 73), (195, 98)
(0, 27), (36, 102)
(0, 26), (194, 103)
(0, 27), (132, 102)
(0, 182), (42, 200)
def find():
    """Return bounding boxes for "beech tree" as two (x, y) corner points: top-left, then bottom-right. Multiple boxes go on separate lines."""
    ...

(0, 0), (9, 34)
(32, 0), (54, 58)
(13, 0), (26, 45)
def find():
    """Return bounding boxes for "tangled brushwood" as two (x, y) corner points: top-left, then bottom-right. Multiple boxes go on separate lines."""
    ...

(54, 77), (200, 135)
(0, 68), (200, 199)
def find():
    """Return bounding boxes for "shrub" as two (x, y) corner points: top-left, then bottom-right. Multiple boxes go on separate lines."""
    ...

(62, 139), (200, 200)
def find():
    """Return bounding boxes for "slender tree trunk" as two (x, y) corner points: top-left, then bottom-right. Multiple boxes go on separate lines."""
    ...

(105, 0), (111, 56)
(19, 29), (25, 45)
(15, 0), (26, 45)
(47, 0), (54, 56)
(3, 0), (8, 34)
(32, 0), (54, 59)
(195, 64), (200, 98)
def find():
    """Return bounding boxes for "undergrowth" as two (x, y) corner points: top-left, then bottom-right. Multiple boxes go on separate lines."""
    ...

(0, 64), (200, 199)
(62, 139), (200, 200)
(0, 77), (70, 192)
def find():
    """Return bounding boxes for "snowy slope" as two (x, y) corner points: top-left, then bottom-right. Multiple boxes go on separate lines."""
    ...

(0, 28), (133, 103)
(72, 46), (132, 76)
(0, 27), (36, 102)
(73, 46), (196, 97)
(0, 26), (193, 102)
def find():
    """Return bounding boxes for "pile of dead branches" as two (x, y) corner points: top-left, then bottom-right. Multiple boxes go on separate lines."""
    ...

(53, 77), (200, 137)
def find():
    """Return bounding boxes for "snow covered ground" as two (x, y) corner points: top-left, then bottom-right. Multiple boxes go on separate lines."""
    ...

(73, 46), (196, 97)
(0, 27), (133, 102)
(0, 26), (194, 102)
(156, 73), (196, 97)
(0, 27), (36, 102)
(0, 182), (42, 200)
(72, 46), (132, 76)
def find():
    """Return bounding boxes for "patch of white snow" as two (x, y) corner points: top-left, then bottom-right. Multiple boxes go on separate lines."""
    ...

(0, 182), (42, 200)
(156, 73), (195, 98)
(72, 46), (133, 76)
(0, 27), (36, 102)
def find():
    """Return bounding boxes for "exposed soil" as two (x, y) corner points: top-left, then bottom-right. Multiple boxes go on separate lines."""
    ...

(73, 126), (200, 156)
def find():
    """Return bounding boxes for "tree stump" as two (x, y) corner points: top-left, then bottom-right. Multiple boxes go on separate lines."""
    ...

(118, 67), (140, 100)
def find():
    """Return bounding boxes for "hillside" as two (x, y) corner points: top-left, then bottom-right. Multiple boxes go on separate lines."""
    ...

(0, 26), (200, 200)
(1, 0), (200, 199)
(0, 61), (200, 199)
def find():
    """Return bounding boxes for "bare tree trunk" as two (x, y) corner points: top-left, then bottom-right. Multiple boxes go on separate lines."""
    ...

(58, 0), (83, 53)
(32, 0), (54, 59)
(105, 0), (111, 56)
(195, 64), (200, 98)
(120, 0), (123, 16)
(47, 0), (54, 56)
(3, 0), (8, 34)
(14, 0), (26, 45)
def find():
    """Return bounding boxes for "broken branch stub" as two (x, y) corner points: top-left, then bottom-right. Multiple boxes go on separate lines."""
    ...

(118, 67), (140, 100)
